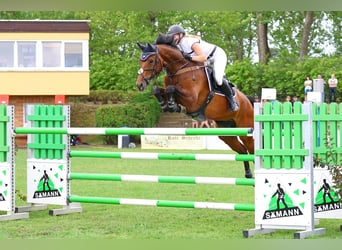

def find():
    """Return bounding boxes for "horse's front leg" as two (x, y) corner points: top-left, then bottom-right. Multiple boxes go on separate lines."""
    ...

(165, 85), (182, 112)
(152, 86), (168, 112)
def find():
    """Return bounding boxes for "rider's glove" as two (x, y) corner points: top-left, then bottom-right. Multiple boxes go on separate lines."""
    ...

(182, 52), (192, 61)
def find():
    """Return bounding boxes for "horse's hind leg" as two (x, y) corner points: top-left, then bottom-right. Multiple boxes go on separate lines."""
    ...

(219, 136), (253, 179)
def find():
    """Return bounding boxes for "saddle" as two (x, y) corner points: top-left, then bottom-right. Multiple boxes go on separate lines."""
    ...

(204, 66), (236, 96)
(187, 66), (236, 122)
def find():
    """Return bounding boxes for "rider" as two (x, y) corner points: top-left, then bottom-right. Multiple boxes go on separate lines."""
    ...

(166, 24), (239, 112)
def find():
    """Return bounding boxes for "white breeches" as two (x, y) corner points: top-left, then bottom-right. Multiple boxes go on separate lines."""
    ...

(211, 46), (227, 86)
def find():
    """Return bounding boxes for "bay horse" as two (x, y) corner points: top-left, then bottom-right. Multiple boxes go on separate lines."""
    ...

(136, 38), (254, 178)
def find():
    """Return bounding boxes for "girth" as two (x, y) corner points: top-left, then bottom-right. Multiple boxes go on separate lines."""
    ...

(186, 90), (215, 122)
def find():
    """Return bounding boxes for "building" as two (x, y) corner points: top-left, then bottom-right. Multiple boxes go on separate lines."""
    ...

(0, 20), (90, 146)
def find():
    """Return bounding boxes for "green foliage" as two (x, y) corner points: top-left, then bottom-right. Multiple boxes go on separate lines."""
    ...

(226, 58), (264, 96)
(94, 91), (161, 144)
(69, 90), (134, 104)
(227, 55), (342, 101)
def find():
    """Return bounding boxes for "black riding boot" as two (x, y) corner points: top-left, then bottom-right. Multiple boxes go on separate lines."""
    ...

(220, 78), (239, 112)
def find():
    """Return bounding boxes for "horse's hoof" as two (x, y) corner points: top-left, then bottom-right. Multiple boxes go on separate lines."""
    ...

(245, 172), (253, 179)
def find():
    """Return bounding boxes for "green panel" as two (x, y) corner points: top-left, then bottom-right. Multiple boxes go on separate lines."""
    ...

(272, 102), (282, 169)
(283, 102), (293, 169)
(262, 102), (273, 169)
(318, 104), (328, 163)
(312, 103), (319, 161)
(328, 103), (338, 165)
(28, 105), (66, 160)
(27, 143), (65, 150)
(312, 103), (342, 165)
(54, 105), (64, 160)
(47, 106), (54, 159)
(254, 114), (308, 121)
(0, 105), (9, 162)
(293, 102), (303, 169)
(255, 149), (308, 156)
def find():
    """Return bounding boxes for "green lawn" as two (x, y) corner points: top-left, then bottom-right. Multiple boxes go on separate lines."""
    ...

(1, 147), (341, 239)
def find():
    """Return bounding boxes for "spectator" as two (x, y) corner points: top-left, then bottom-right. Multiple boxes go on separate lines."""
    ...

(292, 95), (299, 104)
(314, 74), (326, 102)
(328, 74), (338, 103)
(285, 95), (291, 102)
(304, 75), (312, 101)
(254, 94), (260, 102)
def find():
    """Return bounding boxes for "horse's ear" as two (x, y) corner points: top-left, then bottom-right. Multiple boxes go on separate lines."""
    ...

(147, 43), (155, 51)
(137, 42), (146, 51)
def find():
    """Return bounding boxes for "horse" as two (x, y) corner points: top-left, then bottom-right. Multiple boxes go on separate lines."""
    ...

(135, 38), (254, 178)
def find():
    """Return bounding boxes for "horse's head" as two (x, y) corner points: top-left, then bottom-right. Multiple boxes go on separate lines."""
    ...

(136, 42), (163, 91)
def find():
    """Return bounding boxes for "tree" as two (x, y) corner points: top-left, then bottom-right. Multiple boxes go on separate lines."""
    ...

(299, 11), (314, 61)
(256, 12), (271, 65)
(326, 11), (342, 56)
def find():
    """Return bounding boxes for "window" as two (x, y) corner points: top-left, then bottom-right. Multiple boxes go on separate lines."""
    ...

(65, 42), (83, 67)
(18, 42), (36, 67)
(0, 40), (88, 71)
(43, 42), (61, 67)
(0, 42), (14, 67)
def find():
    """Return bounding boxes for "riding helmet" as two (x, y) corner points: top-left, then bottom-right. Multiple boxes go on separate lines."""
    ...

(167, 25), (185, 35)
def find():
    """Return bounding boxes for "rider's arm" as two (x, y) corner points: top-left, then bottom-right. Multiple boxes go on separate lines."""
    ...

(190, 42), (207, 62)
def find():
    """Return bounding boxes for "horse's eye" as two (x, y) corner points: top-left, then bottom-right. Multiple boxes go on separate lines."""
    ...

(149, 59), (154, 64)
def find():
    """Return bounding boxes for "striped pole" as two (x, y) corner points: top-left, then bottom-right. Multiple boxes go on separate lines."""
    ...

(14, 127), (253, 136)
(69, 173), (255, 186)
(69, 151), (255, 162)
(68, 196), (255, 211)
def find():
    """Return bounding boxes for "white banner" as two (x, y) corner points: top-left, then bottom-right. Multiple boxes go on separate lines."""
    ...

(27, 159), (68, 206)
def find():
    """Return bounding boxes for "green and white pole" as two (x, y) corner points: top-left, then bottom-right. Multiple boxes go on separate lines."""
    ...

(15, 127), (253, 136)
(69, 151), (255, 162)
(69, 173), (255, 186)
(69, 196), (255, 211)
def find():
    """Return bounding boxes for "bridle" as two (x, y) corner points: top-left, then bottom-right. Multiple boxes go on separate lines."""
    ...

(138, 45), (193, 83)
(137, 49), (162, 83)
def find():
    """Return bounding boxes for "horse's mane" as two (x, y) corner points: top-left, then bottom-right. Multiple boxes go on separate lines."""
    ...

(137, 33), (181, 61)
(154, 33), (178, 48)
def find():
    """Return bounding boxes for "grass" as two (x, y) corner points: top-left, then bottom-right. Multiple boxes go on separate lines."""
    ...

(1, 146), (342, 239)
